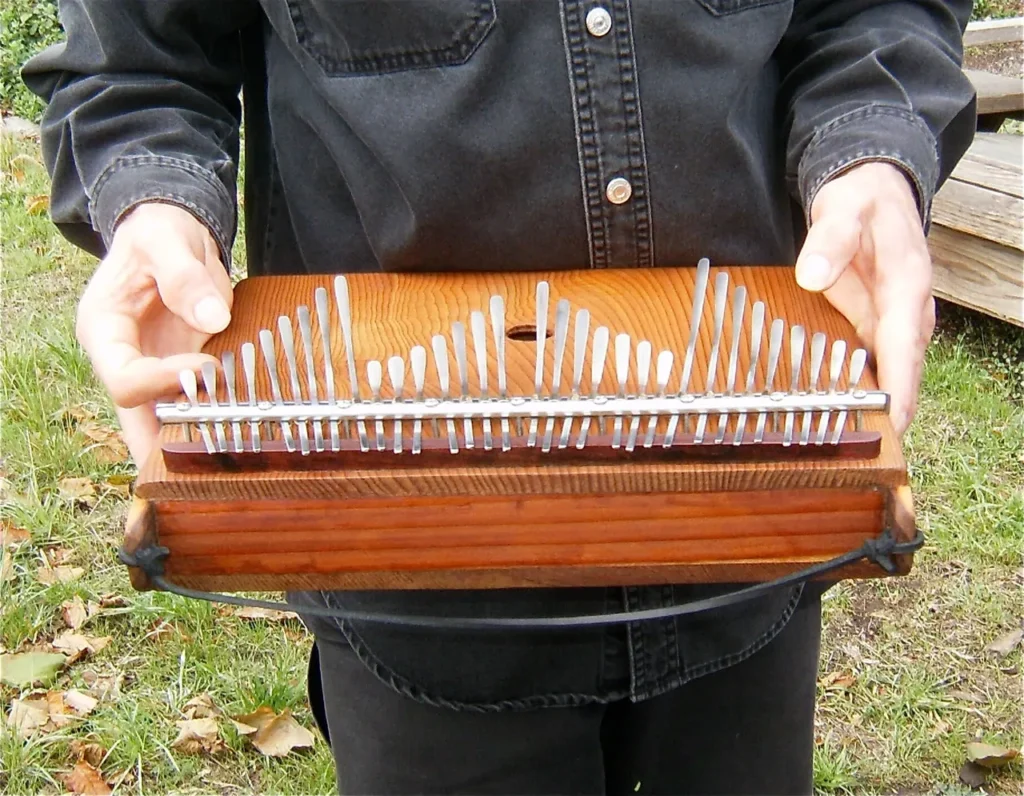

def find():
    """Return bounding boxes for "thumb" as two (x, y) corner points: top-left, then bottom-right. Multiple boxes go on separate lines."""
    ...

(150, 241), (232, 335)
(795, 213), (862, 293)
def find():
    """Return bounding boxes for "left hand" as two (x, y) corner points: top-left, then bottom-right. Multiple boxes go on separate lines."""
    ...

(795, 161), (935, 437)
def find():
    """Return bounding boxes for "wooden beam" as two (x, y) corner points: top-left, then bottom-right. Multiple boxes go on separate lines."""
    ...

(931, 179), (1023, 251)
(964, 16), (1024, 48)
(965, 69), (1024, 116)
(949, 149), (1023, 199)
(928, 226), (1024, 327)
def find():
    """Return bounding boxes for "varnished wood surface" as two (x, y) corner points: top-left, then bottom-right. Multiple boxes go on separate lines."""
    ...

(139, 266), (906, 502)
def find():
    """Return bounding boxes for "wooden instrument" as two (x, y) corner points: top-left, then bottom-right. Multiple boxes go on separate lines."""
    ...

(124, 262), (918, 593)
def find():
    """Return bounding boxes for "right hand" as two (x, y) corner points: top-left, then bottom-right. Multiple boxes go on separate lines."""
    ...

(76, 202), (234, 467)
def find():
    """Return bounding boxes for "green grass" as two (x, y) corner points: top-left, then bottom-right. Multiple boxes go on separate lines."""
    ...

(3, 129), (1024, 795)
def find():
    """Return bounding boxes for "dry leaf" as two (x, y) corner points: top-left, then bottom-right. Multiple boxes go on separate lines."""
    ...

(38, 566), (86, 585)
(102, 479), (131, 498)
(70, 740), (107, 767)
(64, 689), (99, 716)
(81, 670), (123, 701)
(60, 761), (112, 795)
(172, 717), (225, 755)
(62, 597), (89, 629)
(58, 477), (97, 508)
(98, 594), (128, 609)
(820, 671), (856, 690)
(231, 606), (299, 622)
(966, 741), (1021, 768)
(24, 194), (50, 216)
(0, 550), (13, 583)
(77, 423), (129, 465)
(984, 628), (1024, 658)
(7, 695), (52, 736)
(231, 707), (315, 757)
(46, 546), (76, 566)
(1, 520), (31, 546)
(183, 693), (222, 720)
(52, 632), (111, 663)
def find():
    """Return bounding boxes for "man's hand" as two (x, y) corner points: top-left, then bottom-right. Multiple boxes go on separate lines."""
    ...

(76, 202), (234, 466)
(795, 161), (935, 437)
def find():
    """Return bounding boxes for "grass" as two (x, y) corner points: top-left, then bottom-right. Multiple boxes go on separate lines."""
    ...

(2, 128), (1023, 795)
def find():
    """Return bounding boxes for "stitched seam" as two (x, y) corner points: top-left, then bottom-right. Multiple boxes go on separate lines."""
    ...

(695, 0), (789, 16)
(559, 0), (596, 269)
(617, 0), (653, 268)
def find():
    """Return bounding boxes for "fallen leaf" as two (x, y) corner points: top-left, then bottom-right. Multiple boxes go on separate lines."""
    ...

(52, 632), (111, 663)
(102, 479), (131, 498)
(58, 477), (98, 508)
(7, 695), (51, 736)
(231, 707), (315, 757)
(62, 597), (89, 629)
(38, 565), (85, 585)
(0, 651), (66, 687)
(24, 194), (49, 216)
(231, 606), (299, 622)
(80, 670), (123, 701)
(959, 761), (988, 788)
(98, 594), (128, 609)
(0, 550), (13, 582)
(46, 546), (76, 566)
(984, 628), (1024, 658)
(819, 671), (857, 690)
(64, 689), (99, 716)
(70, 740), (107, 767)
(77, 423), (129, 465)
(183, 693), (222, 720)
(1, 520), (31, 546)
(60, 761), (112, 795)
(966, 741), (1021, 768)
(171, 717), (225, 755)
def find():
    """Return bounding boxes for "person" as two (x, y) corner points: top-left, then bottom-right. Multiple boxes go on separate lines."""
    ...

(24, 1), (975, 793)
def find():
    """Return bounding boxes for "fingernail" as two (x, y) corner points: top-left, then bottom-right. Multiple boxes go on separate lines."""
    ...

(796, 254), (832, 291)
(194, 296), (230, 333)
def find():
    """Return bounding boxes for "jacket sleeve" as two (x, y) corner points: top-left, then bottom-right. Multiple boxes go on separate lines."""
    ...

(778, 0), (977, 225)
(21, 0), (257, 264)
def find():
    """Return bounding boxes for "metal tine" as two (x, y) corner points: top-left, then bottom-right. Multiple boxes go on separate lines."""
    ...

(644, 350), (673, 448)
(611, 333), (631, 448)
(542, 299), (571, 452)
(732, 301), (765, 445)
(831, 348), (867, 444)
(367, 360), (385, 451)
(801, 332), (826, 445)
(258, 329), (295, 452)
(220, 352), (245, 453)
(489, 295), (511, 451)
(334, 276), (361, 406)
(315, 287), (342, 449)
(432, 334), (459, 454)
(278, 316), (311, 455)
(180, 369), (216, 453)
(200, 362), (229, 453)
(387, 356), (405, 454)
(694, 271), (729, 444)
(241, 342), (261, 453)
(452, 321), (474, 449)
(665, 257), (710, 447)
(528, 281), (550, 447)
(783, 325), (805, 446)
(576, 325), (609, 449)
(298, 306), (325, 452)
(470, 311), (493, 451)
(560, 309), (590, 449)
(626, 340), (651, 452)
(410, 345), (427, 454)
(754, 319), (784, 443)
(716, 286), (746, 444)
(816, 340), (847, 445)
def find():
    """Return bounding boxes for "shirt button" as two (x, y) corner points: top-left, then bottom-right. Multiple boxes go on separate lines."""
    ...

(586, 7), (612, 37)
(605, 177), (632, 204)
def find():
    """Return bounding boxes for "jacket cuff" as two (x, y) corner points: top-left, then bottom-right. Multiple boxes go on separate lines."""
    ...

(90, 155), (237, 266)
(797, 106), (939, 228)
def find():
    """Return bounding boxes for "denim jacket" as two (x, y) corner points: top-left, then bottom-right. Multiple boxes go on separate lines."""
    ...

(24, 0), (975, 709)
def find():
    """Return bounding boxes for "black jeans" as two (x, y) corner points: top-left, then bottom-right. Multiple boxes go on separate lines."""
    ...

(301, 588), (821, 795)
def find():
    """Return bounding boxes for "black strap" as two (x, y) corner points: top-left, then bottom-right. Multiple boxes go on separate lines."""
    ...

(118, 529), (923, 630)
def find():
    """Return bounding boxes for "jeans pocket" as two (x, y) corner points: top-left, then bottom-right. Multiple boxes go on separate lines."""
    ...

(694, 0), (789, 16)
(285, 0), (496, 76)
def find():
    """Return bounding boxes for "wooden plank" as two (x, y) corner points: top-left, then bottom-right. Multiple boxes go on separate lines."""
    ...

(970, 132), (1024, 164)
(931, 178), (1024, 251)
(964, 16), (1024, 47)
(966, 69), (1024, 116)
(928, 225), (1024, 326)
(949, 148), (1023, 199)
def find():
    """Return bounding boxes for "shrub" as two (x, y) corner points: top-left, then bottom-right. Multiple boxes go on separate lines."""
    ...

(1, 0), (62, 121)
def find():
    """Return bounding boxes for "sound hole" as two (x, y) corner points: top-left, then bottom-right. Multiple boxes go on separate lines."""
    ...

(506, 324), (552, 342)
